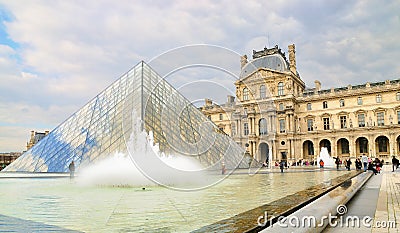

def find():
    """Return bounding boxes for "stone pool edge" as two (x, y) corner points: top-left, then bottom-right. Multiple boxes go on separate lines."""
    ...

(192, 171), (367, 233)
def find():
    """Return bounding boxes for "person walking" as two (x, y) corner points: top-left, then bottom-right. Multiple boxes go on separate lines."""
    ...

(335, 157), (340, 170)
(345, 158), (352, 171)
(319, 159), (324, 168)
(361, 154), (368, 172)
(392, 156), (399, 172)
(355, 158), (362, 170)
(68, 161), (75, 179)
(279, 160), (285, 173)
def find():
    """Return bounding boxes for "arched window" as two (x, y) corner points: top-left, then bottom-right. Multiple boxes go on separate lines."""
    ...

(278, 82), (284, 96)
(259, 118), (267, 135)
(260, 85), (266, 99)
(243, 88), (249, 101)
(397, 92), (400, 101)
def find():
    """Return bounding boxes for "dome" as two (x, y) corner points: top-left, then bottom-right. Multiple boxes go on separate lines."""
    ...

(240, 54), (289, 78)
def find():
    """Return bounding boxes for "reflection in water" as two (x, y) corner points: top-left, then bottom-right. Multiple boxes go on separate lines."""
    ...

(0, 170), (343, 232)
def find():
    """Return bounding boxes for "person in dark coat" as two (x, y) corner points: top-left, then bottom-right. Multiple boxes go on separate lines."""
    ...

(392, 156), (399, 172)
(345, 159), (352, 171)
(68, 161), (75, 179)
(279, 160), (285, 173)
(335, 157), (340, 170)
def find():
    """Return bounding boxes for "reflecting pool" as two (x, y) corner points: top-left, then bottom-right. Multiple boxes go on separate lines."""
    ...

(0, 170), (345, 232)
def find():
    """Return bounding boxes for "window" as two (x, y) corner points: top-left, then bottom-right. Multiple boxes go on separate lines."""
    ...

(207, 115), (211, 120)
(259, 118), (267, 135)
(243, 122), (249, 135)
(307, 142), (314, 155)
(397, 92), (400, 101)
(377, 137), (388, 152)
(219, 114), (223, 120)
(323, 101), (328, 109)
(341, 140), (350, 154)
(377, 112), (384, 126)
(307, 119), (314, 131)
(358, 114), (365, 127)
(359, 138), (368, 153)
(398, 111), (400, 124)
(231, 123), (236, 136)
(260, 85), (266, 99)
(376, 94), (382, 103)
(339, 99), (345, 107)
(243, 88), (249, 101)
(323, 117), (330, 130)
(278, 82), (284, 96)
(340, 116), (347, 129)
(307, 103), (312, 110)
(279, 119), (286, 133)
(279, 103), (284, 111)
(357, 97), (363, 105)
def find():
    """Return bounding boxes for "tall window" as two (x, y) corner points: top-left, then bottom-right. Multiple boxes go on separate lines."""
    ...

(340, 116), (347, 129)
(219, 114), (223, 120)
(243, 122), (249, 135)
(398, 111), (400, 124)
(359, 138), (368, 153)
(377, 137), (388, 152)
(279, 103), (284, 111)
(278, 82), (284, 96)
(376, 94), (382, 103)
(307, 119), (314, 131)
(323, 101), (328, 109)
(377, 112), (384, 126)
(339, 99), (345, 107)
(231, 123), (236, 136)
(308, 142), (314, 155)
(243, 88), (249, 101)
(357, 97), (363, 105)
(259, 118), (267, 135)
(397, 92), (400, 101)
(307, 103), (312, 110)
(260, 85), (266, 99)
(358, 114), (365, 127)
(279, 119), (286, 133)
(323, 117), (330, 130)
(341, 140), (350, 154)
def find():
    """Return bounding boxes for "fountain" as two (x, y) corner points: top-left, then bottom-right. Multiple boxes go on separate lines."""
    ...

(78, 116), (209, 189)
(317, 147), (335, 168)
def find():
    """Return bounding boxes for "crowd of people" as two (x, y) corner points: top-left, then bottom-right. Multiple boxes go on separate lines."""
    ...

(271, 155), (400, 174)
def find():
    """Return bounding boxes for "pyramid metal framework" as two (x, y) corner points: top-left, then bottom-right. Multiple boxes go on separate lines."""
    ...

(4, 62), (248, 172)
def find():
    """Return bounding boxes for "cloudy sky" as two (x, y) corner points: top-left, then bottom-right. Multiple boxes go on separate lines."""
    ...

(0, 0), (399, 152)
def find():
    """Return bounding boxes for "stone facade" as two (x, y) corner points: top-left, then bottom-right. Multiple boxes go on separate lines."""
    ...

(0, 152), (21, 170)
(200, 44), (400, 165)
(26, 130), (49, 150)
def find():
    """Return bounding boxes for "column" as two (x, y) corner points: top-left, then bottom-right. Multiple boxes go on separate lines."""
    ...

(349, 137), (355, 158)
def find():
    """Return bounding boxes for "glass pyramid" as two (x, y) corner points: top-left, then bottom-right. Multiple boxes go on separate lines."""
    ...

(4, 62), (247, 172)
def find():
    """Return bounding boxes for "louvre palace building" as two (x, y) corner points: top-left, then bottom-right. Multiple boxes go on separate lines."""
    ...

(200, 44), (400, 164)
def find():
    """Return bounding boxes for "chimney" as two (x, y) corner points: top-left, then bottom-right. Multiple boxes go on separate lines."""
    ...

(288, 44), (296, 74)
(315, 80), (321, 92)
(240, 55), (248, 69)
(205, 98), (213, 106)
(227, 95), (235, 103)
